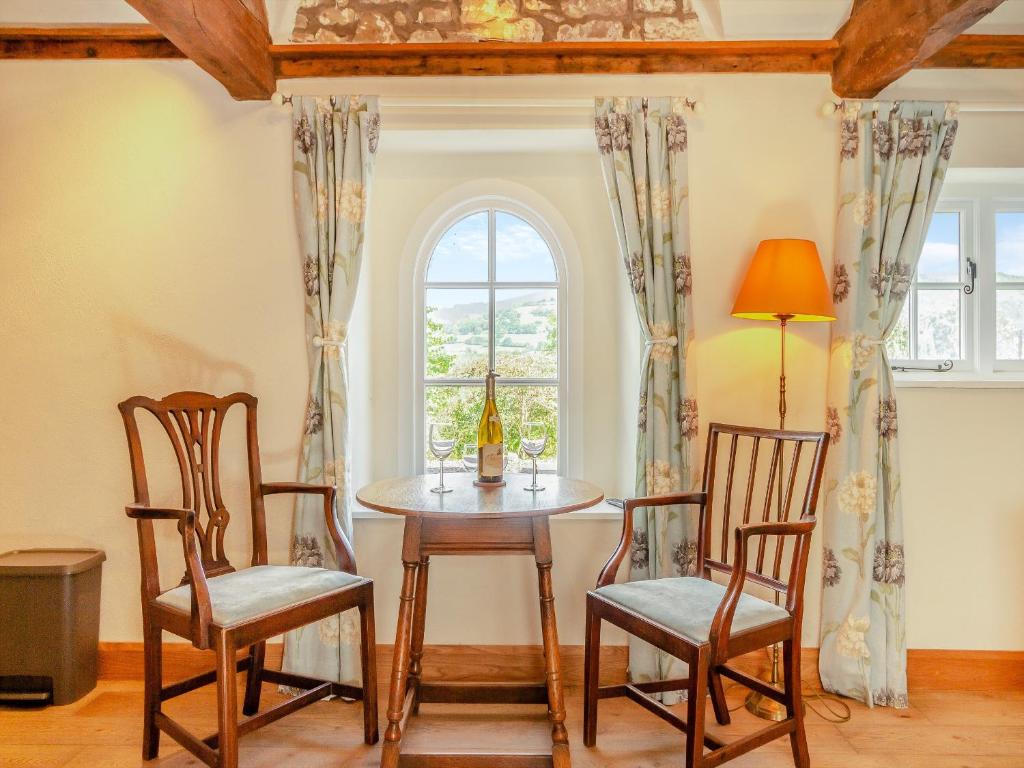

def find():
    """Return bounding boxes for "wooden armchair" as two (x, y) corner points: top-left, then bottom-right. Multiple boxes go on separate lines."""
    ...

(584, 423), (828, 768)
(119, 392), (377, 768)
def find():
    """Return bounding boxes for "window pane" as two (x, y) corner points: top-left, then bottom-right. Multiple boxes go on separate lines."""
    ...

(996, 289), (1024, 360)
(424, 385), (484, 471)
(501, 385), (559, 474)
(495, 211), (556, 283)
(494, 289), (557, 379)
(996, 211), (1024, 283)
(916, 289), (961, 360)
(423, 384), (558, 474)
(426, 212), (488, 283)
(918, 211), (960, 283)
(425, 288), (489, 378)
(886, 300), (911, 360)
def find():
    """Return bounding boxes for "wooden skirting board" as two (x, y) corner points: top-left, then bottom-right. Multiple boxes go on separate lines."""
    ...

(98, 642), (1024, 692)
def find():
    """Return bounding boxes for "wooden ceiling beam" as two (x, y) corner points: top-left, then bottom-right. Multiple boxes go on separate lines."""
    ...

(271, 40), (837, 78)
(921, 33), (1024, 68)
(832, 0), (1008, 97)
(3, 26), (1022, 87)
(124, 0), (274, 100)
(0, 25), (183, 59)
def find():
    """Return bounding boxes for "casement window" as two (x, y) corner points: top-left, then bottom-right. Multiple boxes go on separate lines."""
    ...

(889, 177), (1024, 383)
(416, 199), (567, 473)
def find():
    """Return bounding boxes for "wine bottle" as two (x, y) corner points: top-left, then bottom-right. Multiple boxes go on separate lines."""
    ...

(477, 370), (504, 485)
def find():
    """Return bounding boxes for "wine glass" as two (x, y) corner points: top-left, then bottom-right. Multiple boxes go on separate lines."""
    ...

(429, 422), (456, 494)
(462, 452), (478, 474)
(521, 421), (547, 492)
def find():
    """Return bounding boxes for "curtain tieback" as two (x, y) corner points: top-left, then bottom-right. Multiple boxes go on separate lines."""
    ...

(312, 336), (345, 348)
(645, 336), (678, 347)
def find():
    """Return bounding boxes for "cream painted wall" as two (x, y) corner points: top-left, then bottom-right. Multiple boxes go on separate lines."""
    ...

(1, 60), (1021, 652)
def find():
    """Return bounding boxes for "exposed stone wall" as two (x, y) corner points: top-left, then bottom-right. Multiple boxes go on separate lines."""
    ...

(291, 0), (704, 43)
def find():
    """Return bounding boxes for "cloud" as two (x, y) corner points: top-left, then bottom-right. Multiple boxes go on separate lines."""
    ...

(427, 210), (556, 283)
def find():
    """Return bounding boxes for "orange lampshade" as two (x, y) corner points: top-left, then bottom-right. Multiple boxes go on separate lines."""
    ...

(731, 239), (836, 322)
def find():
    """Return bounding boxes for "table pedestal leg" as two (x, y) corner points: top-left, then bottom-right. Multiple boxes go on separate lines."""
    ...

(381, 558), (419, 768)
(533, 517), (570, 768)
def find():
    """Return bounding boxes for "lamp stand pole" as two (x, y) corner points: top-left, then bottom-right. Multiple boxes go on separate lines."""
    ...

(744, 313), (796, 722)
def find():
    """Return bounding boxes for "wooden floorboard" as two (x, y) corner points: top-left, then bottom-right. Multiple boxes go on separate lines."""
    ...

(2, 677), (1023, 767)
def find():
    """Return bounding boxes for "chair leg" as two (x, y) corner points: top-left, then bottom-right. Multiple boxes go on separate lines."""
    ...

(359, 587), (380, 745)
(708, 665), (731, 726)
(686, 648), (710, 768)
(583, 599), (601, 747)
(242, 641), (265, 717)
(142, 621), (162, 761)
(215, 632), (239, 768)
(783, 639), (810, 768)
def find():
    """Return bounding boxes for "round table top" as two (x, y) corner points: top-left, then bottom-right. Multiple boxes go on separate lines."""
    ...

(356, 473), (604, 519)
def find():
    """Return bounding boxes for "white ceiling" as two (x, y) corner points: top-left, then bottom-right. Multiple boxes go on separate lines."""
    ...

(714, 0), (851, 39)
(0, 1), (146, 26)
(3, 0), (1023, 41)
(709, 0), (1024, 39)
(0, 0), (299, 41)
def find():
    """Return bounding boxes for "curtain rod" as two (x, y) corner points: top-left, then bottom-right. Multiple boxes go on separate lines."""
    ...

(273, 93), (1024, 113)
(821, 99), (1024, 115)
(957, 103), (1024, 112)
(274, 94), (704, 111)
(382, 98), (1023, 112)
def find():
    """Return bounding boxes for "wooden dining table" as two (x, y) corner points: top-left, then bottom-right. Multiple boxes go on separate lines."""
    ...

(356, 473), (604, 768)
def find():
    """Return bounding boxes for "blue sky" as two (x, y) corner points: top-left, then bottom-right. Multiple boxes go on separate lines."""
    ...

(919, 210), (1024, 282)
(997, 212), (1024, 280)
(919, 211), (960, 282)
(426, 211), (556, 284)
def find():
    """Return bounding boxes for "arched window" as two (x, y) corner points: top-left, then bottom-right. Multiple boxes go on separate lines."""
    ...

(418, 201), (565, 475)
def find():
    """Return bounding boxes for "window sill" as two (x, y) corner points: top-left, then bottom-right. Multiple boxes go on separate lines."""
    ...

(351, 498), (624, 520)
(894, 374), (1024, 389)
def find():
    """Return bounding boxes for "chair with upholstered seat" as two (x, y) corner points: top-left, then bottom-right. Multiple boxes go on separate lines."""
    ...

(119, 392), (377, 768)
(584, 422), (828, 768)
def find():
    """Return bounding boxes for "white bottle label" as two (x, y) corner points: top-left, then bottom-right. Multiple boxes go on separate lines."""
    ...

(480, 443), (503, 477)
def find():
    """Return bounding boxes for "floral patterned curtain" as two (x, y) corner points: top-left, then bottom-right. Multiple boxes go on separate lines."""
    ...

(595, 97), (700, 704)
(283, 95), (379, 685)
(820, 101), (957, 708)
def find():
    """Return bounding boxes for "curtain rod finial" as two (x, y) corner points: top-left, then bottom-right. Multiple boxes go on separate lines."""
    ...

(271, 92), (292, 107)
(820, 100), (841, 118)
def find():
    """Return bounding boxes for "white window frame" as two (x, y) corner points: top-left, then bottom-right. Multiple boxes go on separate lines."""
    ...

(895, 173), (1024, 387)
(397, 180), (583, 477)
(889, 199), (976, 374)
(990, 197), (1024, 373)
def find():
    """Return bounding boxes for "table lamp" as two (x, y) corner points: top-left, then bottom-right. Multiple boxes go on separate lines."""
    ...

(731, 238), (835, 720)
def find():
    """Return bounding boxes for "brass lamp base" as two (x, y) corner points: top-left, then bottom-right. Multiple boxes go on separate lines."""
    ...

(744, 686), (790, 721)
(744, 641), (805, 721)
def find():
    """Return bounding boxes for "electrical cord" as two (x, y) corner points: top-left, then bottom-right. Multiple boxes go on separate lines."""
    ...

(804, 692), (851, 722)
(759, 645), (852, 723)
(720, 682), (850, 722)
(718, 647), (852, 723)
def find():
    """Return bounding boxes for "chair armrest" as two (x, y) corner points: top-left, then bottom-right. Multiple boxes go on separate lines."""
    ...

(708, 517), (817, 662)
(261, 481), (331, 496)
(125, 504), (213, 650)
(623, 492), (707, 513)
(596, 492), (707, 588)
(125, 503), (194, 521)
(259, 482), (357, 575)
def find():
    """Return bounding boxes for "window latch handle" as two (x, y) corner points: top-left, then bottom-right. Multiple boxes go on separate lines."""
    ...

(892, 360), (954, 373)
(963, 259), (977, 295)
